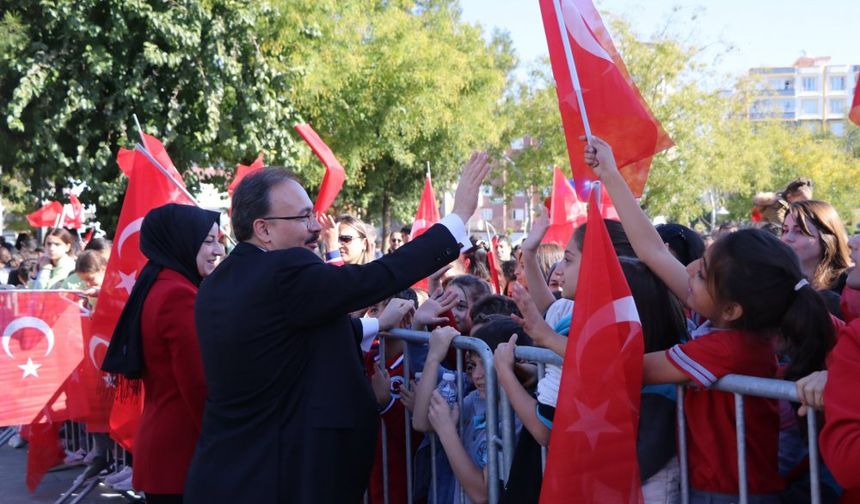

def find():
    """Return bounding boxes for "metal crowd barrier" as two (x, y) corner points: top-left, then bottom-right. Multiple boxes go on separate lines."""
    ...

(511, 346), (823, 504)
(384, 328), (502, 504)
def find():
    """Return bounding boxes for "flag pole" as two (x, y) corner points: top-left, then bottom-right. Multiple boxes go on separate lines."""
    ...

(132, 114), (146, 146)
(551, 0), (593, 141)
(135, 144), (237, 246)
(593, 181), (602, 210)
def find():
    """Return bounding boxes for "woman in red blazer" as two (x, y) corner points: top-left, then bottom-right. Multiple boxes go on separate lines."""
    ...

(102, 204), (223, 504)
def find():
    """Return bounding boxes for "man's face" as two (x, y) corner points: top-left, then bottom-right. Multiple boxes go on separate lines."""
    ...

(258, 180), (321, 251)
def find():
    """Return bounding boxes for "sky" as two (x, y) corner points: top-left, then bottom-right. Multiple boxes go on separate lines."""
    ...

(459, 0), (860, 84)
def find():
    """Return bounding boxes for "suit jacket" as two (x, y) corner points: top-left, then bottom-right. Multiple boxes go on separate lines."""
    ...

(133, 268), (207, 493)
(185, 223), (460, 503)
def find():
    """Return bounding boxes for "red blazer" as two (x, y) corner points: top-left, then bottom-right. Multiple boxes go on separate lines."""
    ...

(821, 317), (860, 503)
(133, 268), (206, 494)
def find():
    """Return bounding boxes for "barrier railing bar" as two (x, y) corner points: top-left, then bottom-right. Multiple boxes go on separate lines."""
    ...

(402, 343), (414, 504)
(456, 347), (466, 504)
(379, 337), (391, 504)
(734, 393), (748, 504)
(677, 385), (689, 504)
(536, 362), (547, 475)
(389, 329), (500, 504)
(807, 412), (821, 504)
(499, 388), (514, 481)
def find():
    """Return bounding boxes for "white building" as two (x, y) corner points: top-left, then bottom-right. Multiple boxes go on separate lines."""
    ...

(748, 56), (859, 136)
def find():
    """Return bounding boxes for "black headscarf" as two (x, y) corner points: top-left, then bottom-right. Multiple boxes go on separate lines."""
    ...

(101, 203), (220, 379)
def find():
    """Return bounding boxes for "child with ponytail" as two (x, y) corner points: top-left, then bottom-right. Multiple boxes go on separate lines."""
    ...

(584, 136), (835, 502)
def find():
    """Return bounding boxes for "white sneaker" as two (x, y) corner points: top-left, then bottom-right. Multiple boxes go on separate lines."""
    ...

(63, 448), (86, 465)
(110, 473), (134, 492)
(103, 466), (132, 485)
(7, 433), (26, 449)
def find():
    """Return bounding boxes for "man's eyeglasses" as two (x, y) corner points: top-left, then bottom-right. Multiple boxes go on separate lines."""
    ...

(261, 213), (315, 230)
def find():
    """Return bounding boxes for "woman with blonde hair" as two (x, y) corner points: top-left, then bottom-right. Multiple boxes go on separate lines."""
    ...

(337, 215), (376, 265)
(781, 199), (850, 316)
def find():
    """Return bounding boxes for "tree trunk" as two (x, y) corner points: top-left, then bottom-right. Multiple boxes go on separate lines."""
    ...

(381, 190), (391, 254)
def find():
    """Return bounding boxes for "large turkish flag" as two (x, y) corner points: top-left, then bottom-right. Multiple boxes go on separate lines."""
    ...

(0, 291), (84, 426)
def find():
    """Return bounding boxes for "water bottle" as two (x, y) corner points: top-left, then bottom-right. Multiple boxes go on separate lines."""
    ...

(414, 371), (423, 383)
(436, 372), (458, 407)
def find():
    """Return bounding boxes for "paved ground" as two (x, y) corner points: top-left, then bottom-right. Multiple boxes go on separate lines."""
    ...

(0, 444), (130, 503)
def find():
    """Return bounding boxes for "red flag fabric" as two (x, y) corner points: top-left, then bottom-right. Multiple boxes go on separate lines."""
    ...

(61, 194), (84, 229)
(26, 201), (63, 228)
(487, 236), (502, 294)
(540, 189), (644, 504)
(410, 175), (441, 240)
(543, 167), (587, 247)
(25, 378), (70, 491)
(117, 147), (135, 177)
(294, 124), (347, 213)
(0, 291), (85, 426)
(83, 147), (195, 434)
(850, 73), (860, 126)
(538, 0), (672, 197)
(228, 154), (265, 195)
(141, 132), (187, 189)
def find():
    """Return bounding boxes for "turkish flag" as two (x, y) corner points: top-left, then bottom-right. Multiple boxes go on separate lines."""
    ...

(487, 236), (502, 294)
(140, 132), (187, 189)
(82, 147), (194, 433)
(0, 291), (85, 426)
(25, 378), (70, 491)
(26, 201), (63, 228)
(540, 189), (644, 504)
(850, 73), (860, 126)
(60, 194), (84, 229)
(228, 154), (265, 195)
(410, 175), (441, 240)
(543, 167), (587, 247)
(116, 147), (135, 177)
(539, 0), (672, 198)
(294, 124), (346, 213)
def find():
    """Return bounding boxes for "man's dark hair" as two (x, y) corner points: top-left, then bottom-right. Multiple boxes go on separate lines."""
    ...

(231, 167), (299, 242)
(84, 237), (112, 253)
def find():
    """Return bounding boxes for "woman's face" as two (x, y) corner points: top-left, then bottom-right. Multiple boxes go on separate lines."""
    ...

(196, 223), (225, 277)
(514, 252), (527, 289)
(44, 235), (71, 262)
(548, 263), (563, 292)
(781, 213), (822, 272)
(338, 223), (367, 264)
(446, 284), (472, 333)
(559, 240), (582, 299)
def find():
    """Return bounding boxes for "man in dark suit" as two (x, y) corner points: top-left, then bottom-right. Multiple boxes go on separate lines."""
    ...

(185, 153), (490, 503)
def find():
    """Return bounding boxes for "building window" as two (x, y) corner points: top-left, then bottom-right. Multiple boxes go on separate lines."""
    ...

(802, 77), (818, 92)
(513, 209), (525, 221)
(782, 100), (795, 113)
(830, 99), (846, 114)
(801, 99), (819, 114)
(481, 208), (493, 220)
(480, 185), (493, 197)
(830, 122), (845, 136)
(830, 76), (846, 91)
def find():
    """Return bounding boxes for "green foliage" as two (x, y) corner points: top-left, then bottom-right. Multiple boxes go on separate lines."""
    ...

(497, 11), (860, 229)
(268, 0), (514, 231)
(0, 0), (302, 234)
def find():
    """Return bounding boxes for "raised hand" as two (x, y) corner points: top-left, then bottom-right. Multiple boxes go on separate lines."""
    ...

(510, 283), (556, 348)
(522, 211), (550, 253)
(377, 298), (416, 331)
(427, 326), (459, 363)
(317, 213), (339, 253)
(427, 390), (459, 434)
(493, 333), (518, 372)
(581, 135), (619, 181)
(413, 289), (458, 328)
(452, 152), (492, 223)
(371, 362), (392, 407)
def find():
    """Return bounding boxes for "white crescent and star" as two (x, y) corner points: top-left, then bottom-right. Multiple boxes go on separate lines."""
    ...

(1, 316), (55, 359)
(116, 270), (137, 296)
(88, 335), (110, 369)
(116, 217), (144, 259)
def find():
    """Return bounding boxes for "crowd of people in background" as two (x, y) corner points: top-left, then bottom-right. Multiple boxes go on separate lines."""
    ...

(1, 141), (858, 504)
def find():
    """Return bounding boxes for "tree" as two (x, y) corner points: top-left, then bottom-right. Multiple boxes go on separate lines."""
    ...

(268, 0), (515, 243)
(0, 0), (302, 233)
(497, 9), (860, 229)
